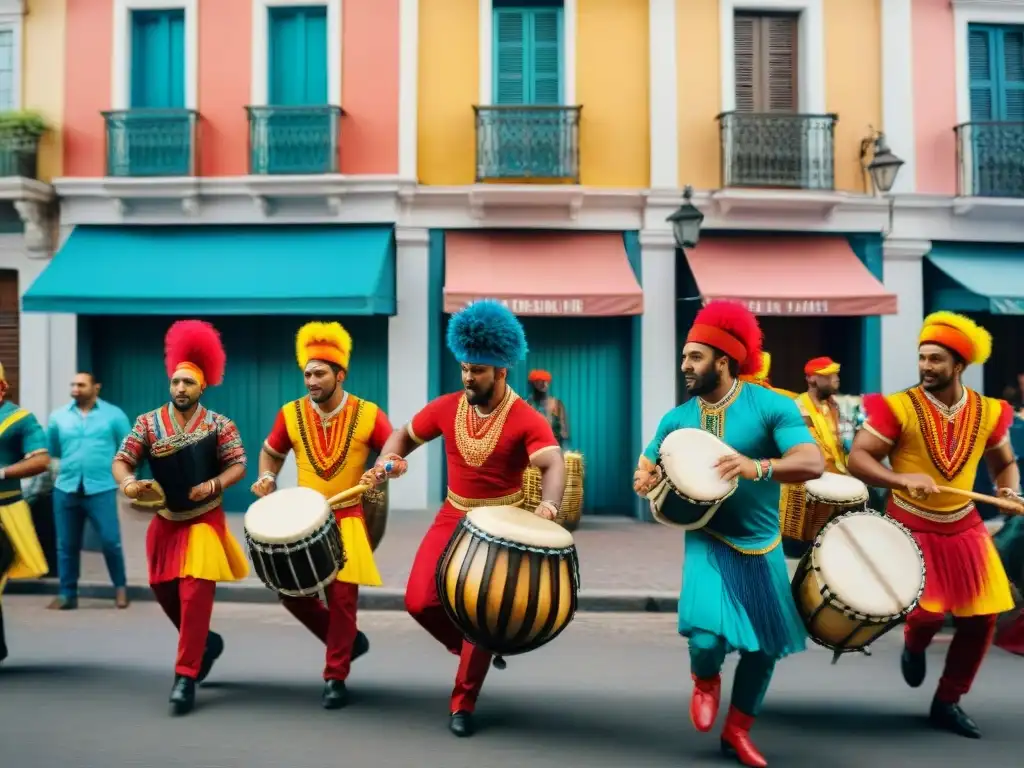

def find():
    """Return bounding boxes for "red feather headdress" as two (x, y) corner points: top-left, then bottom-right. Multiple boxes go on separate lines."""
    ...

(164, 320), (227, 387)
(686, 300), (763, 376)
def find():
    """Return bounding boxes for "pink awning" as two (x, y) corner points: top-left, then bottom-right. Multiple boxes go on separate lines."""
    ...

(684, 236), (897, 316)
(443, 231), (643, 316)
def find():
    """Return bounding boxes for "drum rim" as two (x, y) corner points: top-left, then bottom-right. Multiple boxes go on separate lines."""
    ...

(807, 508), (926, 622)
(461, 515), (577, 555)
(804, 489), (870, 505)
(658, 459), (739, 507)
(244, 511), (337, 551)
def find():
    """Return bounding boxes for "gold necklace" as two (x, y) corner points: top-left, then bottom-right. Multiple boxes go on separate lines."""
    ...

(454, 387), (518, 467)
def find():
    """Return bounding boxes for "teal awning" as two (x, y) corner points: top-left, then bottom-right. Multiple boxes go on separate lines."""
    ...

(927, 243), (1024, 315)
(22, 225), (396, 315)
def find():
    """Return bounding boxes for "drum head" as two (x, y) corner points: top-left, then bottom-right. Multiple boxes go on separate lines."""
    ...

(659, 428), (737, 502)
(813, 511), (924, 618)
(466, 505), (575, 549)
(805, 472), (869, 503)
(245, 486), (332, 543)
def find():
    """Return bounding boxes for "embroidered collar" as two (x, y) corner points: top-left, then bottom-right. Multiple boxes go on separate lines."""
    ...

(310, 392), (348, 421)
(921, 386), (967, 419)
(698, 379), (739, 410)
(166, 403), (206, 433)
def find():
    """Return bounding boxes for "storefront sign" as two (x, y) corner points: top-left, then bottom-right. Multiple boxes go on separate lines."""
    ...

(738, 299), (831, 315)
(453, 297), (588, 315)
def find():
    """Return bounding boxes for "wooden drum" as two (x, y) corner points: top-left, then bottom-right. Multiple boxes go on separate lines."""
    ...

(781, 472), (869, 542)
(436, 505), (581, 665)
(362, 483), (389, 552)
(522, 451), (585, 530)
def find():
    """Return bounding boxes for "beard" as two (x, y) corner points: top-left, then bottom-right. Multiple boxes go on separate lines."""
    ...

(310, 381), (336, 404)
(817, 385), (837, 399)
(172, 396), (198, 412)
(466, 381), (495, 406)
(685, 368), (721, 397)
(920, 371), (953, 393)
(531, 385), (547, 399)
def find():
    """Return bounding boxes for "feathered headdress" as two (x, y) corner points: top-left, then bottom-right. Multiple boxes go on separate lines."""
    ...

(754, 351), (771, 381)
(447, 300), (528, 368)
(164, 320), (227, 387)
(686, 300), (763, 376)
(918, 311), (992, 366)
(296, 321), (352, 371)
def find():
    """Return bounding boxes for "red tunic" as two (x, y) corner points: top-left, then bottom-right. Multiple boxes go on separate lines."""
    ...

(408, 391), (559, 504)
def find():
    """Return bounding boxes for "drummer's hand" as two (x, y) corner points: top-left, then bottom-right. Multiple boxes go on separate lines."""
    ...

(251, 476), (276, 497)
(997, 487), (1024, 504)
(534, 501), (559, 521)
(716, 454), (758, 482)
(122, 479), (153, 499)
(359, 469), (381, 488)
(379, 453), (408, 478)
(189, 481), (216, 502)
(632, 465), (662, 495)
(899, 473), (940, 499)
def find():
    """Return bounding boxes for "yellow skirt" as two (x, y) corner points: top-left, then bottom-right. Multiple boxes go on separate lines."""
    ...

(181, 524), (251, 583)
(0, 499), (48, 602)
(148, 509), (249, 584)
(336, 516), (382, 587)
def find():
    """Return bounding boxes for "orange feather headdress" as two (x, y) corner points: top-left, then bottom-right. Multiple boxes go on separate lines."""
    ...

(296, 321), (352, 371)
(918, 311), (992, 366)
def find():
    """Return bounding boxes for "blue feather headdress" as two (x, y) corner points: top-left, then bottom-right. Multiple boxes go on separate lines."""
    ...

(446, 300), (528, 368)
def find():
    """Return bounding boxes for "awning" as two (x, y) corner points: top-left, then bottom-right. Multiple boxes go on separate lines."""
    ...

(22, 225), (396, 315)
(927, 243), (1024, 315)
(443, 231), (643, 316)
(683, 236), (897, 316)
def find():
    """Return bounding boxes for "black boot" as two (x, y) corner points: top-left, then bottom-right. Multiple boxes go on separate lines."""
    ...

(322, 679), (348, 709)
(169, 675), (196, 715)
(449, 711), (475, 738)
(196, 631), (224, 685)
(929, 698), (982, 739)
(0, 604), (7, 664)
(901, 645), (926, 688)
(351, 631), (369, 662)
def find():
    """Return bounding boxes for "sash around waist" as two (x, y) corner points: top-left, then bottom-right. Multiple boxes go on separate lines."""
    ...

(446, 488), (524, 512)
(887, 495), (982, 535)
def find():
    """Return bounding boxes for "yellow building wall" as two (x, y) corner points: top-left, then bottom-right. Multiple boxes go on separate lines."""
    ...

(417, 0), (479, 185)
(23, 0), (67, 181)
(676, 0), (721, 190)
(576, 0), (649, 187)
(824, 0), (882, 194)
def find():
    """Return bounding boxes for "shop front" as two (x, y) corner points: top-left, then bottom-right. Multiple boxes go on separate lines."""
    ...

(428, 229), (644, 516)
(675, 232), (897, 398)
(21, 224), (396, 512)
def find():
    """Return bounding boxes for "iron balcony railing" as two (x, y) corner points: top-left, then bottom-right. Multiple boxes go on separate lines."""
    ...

(718, 111), (837, 190)
(246, 105), (344, 175)
(0, 134), (40, 179)
(474, 105), (581, 183)
(102, 109), (198, 177)
(955, 121), (1024, 198)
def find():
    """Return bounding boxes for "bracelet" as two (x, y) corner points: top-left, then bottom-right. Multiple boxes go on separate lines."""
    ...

(259, 471), (276, 483)
(539, 499), (561, 512)
(754, 460), (764, 481)
(765, 459), (774, 481)
(120, 474), (136, 489)
(0, 467), (6, 481)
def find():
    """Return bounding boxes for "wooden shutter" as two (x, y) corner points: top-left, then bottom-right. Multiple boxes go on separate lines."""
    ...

(968, 26), (997, 121)
(0, 271), (19, 406)
(733, 14), (797, 113)
(1001, 28), (1024, 121)
(494, 10), (527, 105)
(530, 9), (562, 105)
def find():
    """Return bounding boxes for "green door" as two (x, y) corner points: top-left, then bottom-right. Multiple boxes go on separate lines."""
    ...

(84, 314), (389, 512)
(442, 315), (633, 514)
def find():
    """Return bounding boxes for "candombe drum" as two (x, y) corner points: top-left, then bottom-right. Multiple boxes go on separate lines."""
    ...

(646, 428), (738, 530)
(780, 472), (869, 542)
(436, 505), (581, 667)
(522, 451), (585, 530)
(244, 486), (346, 597)
(790, 508), (925, 662)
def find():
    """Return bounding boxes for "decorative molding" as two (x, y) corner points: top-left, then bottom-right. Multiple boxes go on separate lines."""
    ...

(708, 188), (847, 218)
(638, 229), (677, 250)
(13, 199), (54, 252)
(882, 238), (931, 261)
(394, 226), (430, 246)
(112, 0), (199, 111)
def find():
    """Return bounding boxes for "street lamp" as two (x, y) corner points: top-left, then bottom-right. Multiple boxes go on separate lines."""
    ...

(666, 185), (704, 249)
(866, 133), (905, 194)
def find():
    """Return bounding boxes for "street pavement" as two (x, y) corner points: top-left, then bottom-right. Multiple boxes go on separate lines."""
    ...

(1, 597), (1020, 768)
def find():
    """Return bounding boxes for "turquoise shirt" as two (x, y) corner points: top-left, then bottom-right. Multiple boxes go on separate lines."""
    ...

(643, 382), (815, 552)
(47, 398), (131, 495)
(0, 400), (49, 501)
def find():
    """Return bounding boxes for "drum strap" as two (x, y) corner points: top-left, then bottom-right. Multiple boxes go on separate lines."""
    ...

(446, 488), (524, 512)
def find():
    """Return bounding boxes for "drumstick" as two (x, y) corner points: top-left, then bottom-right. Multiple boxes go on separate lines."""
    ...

(324, 462), (394, 507)
(934, 485), (1024, 515)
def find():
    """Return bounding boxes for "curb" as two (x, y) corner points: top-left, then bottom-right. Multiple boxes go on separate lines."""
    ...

(5, 579), (681, 614)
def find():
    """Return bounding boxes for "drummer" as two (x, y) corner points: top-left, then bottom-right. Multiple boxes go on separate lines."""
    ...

(526, 369), (570, 447)
(111, 320), (250, 715)
(633, 300), (824, 768)
(363, 299), (564, 738)
(795, 357), (849, 474)
(849, 311), (1018, 738)
(252, 321), (392, 710)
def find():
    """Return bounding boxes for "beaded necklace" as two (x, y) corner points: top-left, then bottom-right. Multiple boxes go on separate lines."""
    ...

(454, 386), (519, 467)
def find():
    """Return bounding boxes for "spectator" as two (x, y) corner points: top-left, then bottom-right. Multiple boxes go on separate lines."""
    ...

(46, 373), (130, 610)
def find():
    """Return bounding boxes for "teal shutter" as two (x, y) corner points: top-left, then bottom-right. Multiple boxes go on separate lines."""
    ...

(968, 26), (997, 121)
(269, 6), (328, 104)
(130, 10), (185, 108)
(1002, 28), (1024, 120)
(493, 7), (563, 105)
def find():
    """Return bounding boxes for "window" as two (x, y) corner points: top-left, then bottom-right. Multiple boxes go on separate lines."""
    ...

(0, 28), (14, 111)
(493, 4), (563, 105)
(268, 5), (328, 105)
(968, 24), (1024, 121)
(130, 9), (186, 108)
(733, 13), (798, 113)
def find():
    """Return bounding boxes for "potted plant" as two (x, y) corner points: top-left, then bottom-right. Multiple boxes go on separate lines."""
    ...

(0, 110), (49, 178)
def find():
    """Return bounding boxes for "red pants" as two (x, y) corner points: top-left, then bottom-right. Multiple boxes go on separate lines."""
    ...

(405, 504), (492, 713)
(151, 577), (216, 679)
(280, 579), (359, 681)
(904, 607), (997, 703)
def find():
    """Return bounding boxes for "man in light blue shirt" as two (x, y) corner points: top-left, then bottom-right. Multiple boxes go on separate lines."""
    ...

(47, 373), (131, 610)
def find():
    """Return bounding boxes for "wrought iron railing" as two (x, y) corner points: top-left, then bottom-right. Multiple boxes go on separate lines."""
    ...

(718, 112), (837, 190)
(102, 109), (198, 177)
(247, 105), (343, 175)
(474, 105), (581, 182)
(0, 134), (40, 178)
(955, 121), (1024, 198)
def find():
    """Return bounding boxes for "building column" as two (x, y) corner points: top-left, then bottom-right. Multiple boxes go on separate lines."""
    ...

(881, 239), (929, 393)
(388, 227), (431, 510)
(648, 0), (678, 190)
(398, 0), (419, 180)
(881, 0), (916, 194)
(639, 228), (677, 451)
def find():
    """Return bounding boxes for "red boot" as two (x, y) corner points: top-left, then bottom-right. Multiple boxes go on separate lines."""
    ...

(995, 613), (1024, 656)
(720, 706), (768, 767)
(689, 674), (721, 732)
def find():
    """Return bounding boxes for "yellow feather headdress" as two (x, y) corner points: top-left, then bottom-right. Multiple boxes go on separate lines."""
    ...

(296, 321), (352, 371)
(754, 351), (771, 381)
(918, 311), (992, 366)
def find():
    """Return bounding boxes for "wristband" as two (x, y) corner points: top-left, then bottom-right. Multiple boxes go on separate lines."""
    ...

(539, 499), (561, 512)
(754, 460), (764, 481)
(0, 467), (6, 481)
(120, 474), (136, 489)
(259, 471), (276, 483)
(765, 459), (774, 481)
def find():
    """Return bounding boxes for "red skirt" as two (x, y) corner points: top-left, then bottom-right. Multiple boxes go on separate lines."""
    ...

(146, 506), (250, 585)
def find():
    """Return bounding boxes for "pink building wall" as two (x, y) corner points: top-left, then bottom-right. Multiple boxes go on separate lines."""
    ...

(912, 0), (958, 195)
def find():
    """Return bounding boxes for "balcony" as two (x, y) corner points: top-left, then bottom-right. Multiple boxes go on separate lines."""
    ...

(955, 122), (1024, 198)
(718, 112), (837, 191)
(247, 105), (343, 175)
(0, 135), (39, 180)
(474, 106), (581, 183)
(102, 109), (198, 177)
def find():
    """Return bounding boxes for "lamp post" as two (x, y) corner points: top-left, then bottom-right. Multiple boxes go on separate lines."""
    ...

(866, 133), (905, 194)
(666, 185), (705, 249)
